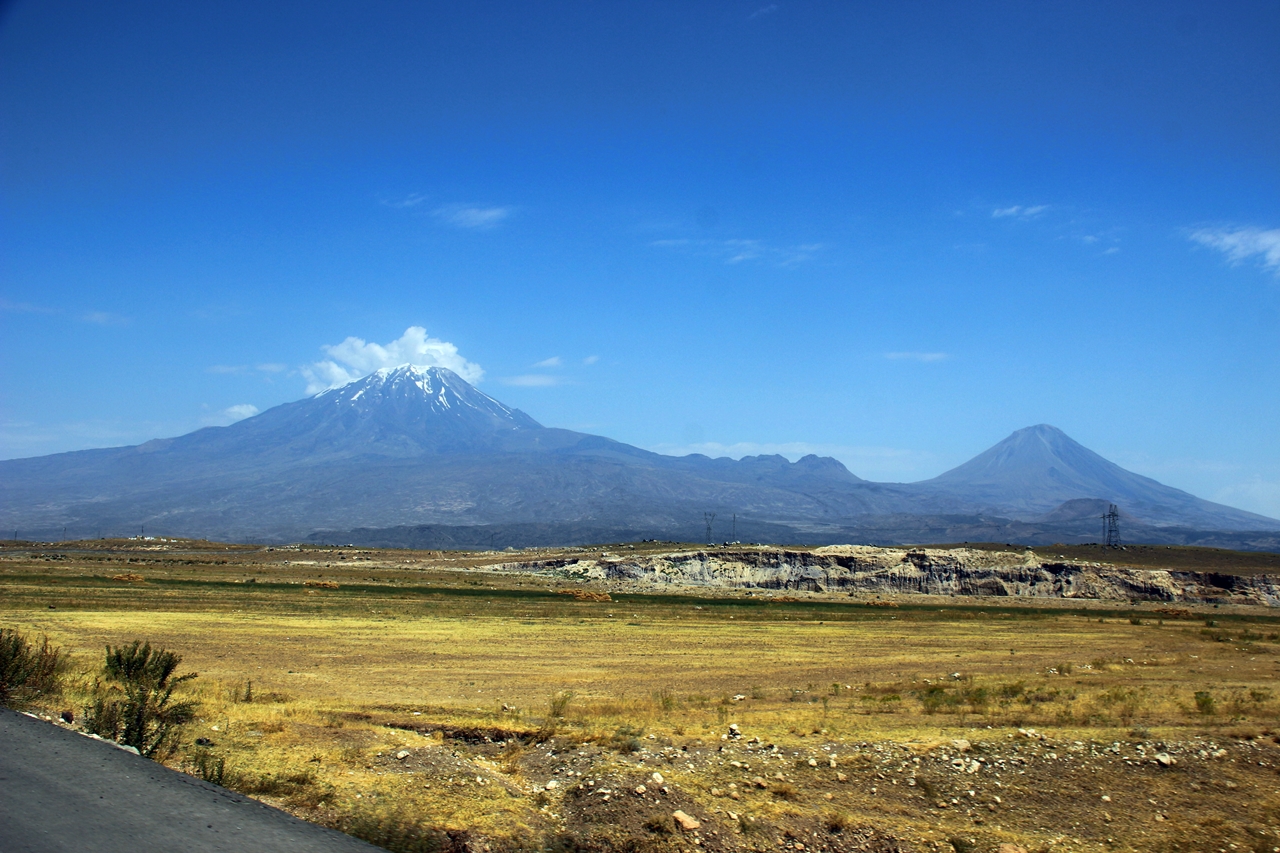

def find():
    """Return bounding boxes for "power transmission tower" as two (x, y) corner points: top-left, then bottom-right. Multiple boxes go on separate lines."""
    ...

(1101, 504), (1121, 548)
(704, 512), (716, 544)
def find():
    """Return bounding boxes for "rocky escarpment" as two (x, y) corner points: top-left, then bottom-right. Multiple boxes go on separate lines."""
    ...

(493, 546), (1280, 606)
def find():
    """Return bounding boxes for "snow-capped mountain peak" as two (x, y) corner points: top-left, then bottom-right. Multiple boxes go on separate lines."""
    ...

(316, 364), (541, 429)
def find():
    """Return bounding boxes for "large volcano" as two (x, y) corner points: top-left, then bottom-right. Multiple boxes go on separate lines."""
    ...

(0, 368), (1275, 546)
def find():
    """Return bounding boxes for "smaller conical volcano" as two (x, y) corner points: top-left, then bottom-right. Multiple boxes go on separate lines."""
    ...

(918, 424), (1277, 530)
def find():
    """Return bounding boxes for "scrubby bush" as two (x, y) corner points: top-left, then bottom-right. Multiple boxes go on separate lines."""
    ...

(0, 628), (66, 708)
(187, 747), (232, 786)
(919, 686), (959, 715)
(1194, 690), (1216, 716)
(84, 640), (198, 759)
(337, 806), (459, 853)
(548, 690), (575, 718)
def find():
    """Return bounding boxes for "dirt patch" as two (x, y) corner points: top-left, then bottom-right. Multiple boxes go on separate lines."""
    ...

(557, 772), (733, 851)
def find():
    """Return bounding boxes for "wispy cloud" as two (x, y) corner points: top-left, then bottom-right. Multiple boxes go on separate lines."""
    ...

(749, 4), (779, 19)
(0, 417), (186, 459)
(992, 204), (1048, 219)
(80, 311), (128, 326)
(499, 374), (561, 387)
(1214, 477), (1280, 521)
(533, 356), (563, 368)
(207, 363), (289, 376)
(583, 355), (600, 365)
(434, 204), (512, 230)
(1188, 225), (1280, 274)
(223, 404), (258, 421)
(302, 326), (483, 394)
(0, 298), (55, 314)
(885, 351), (950, 363)
(383, 192), (429, 209)
(650, 237), (821, 266)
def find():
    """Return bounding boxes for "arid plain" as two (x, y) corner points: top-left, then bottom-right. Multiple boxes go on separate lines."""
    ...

(3, 538), (1279, 853)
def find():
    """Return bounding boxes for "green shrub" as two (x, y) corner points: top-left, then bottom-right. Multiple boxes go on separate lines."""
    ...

(1194, 691), (1216, 716)
(84, 640), (198, 759)
(0, 629), (66, 708)
(920, 686), (959, 714)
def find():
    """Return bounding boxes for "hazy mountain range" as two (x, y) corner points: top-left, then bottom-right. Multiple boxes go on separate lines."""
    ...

(2, 365), (1277, 550)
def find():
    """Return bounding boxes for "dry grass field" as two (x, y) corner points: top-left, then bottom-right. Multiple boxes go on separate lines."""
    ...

(3, 539), (1279, 853)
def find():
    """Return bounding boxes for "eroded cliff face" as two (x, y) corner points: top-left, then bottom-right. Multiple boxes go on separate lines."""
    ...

(494, 546), (1280, 606)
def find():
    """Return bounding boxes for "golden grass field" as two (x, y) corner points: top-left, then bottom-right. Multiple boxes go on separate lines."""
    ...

(3, 539), (1280, 853)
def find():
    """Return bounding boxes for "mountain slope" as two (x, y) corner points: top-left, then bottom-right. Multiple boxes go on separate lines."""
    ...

(0, 365), (893, 540)
(0, 375), (1274, 544)
(916, 424), (1276, 530)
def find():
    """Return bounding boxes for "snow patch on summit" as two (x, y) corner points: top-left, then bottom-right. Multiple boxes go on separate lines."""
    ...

(315, 364), (542, 430)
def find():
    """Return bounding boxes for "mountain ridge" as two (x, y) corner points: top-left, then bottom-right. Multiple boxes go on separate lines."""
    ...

(1, 366), (1274, 546)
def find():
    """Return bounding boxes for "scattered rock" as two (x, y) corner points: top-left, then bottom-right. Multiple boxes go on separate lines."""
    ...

(635, 785), (647, 795)
(753, 776), (769, 788)
(951, 738), (971, 752)
(395, 749), (411, 760)
(672, 810), (701, 832)
(1155, 753), (1176, 767)
(545, 780), (559, 790)
(650, 772), (664, 785)
(996, 845), (1029, 853)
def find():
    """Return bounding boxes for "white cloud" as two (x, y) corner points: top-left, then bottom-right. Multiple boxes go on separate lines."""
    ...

(302, 326), (483, 394)
(499, 374), (560, 387)
(749, 4), (778, 19)
(434, 205), (512, 230)
(583, 355), (600, 365)
(533, 356), (563, 368)
(885, 351), (950, 363)
(256, 363), (287, 373)
(992, 205), (1048, 219)
(1188, 226), (1280, 274)
(223, 404), (259, 421)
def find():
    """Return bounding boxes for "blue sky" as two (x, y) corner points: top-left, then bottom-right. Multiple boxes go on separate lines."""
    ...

(2, 1), (1279, 517)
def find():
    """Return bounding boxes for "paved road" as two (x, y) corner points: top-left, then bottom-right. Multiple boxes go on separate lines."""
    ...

(0, 709), (381, 852)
